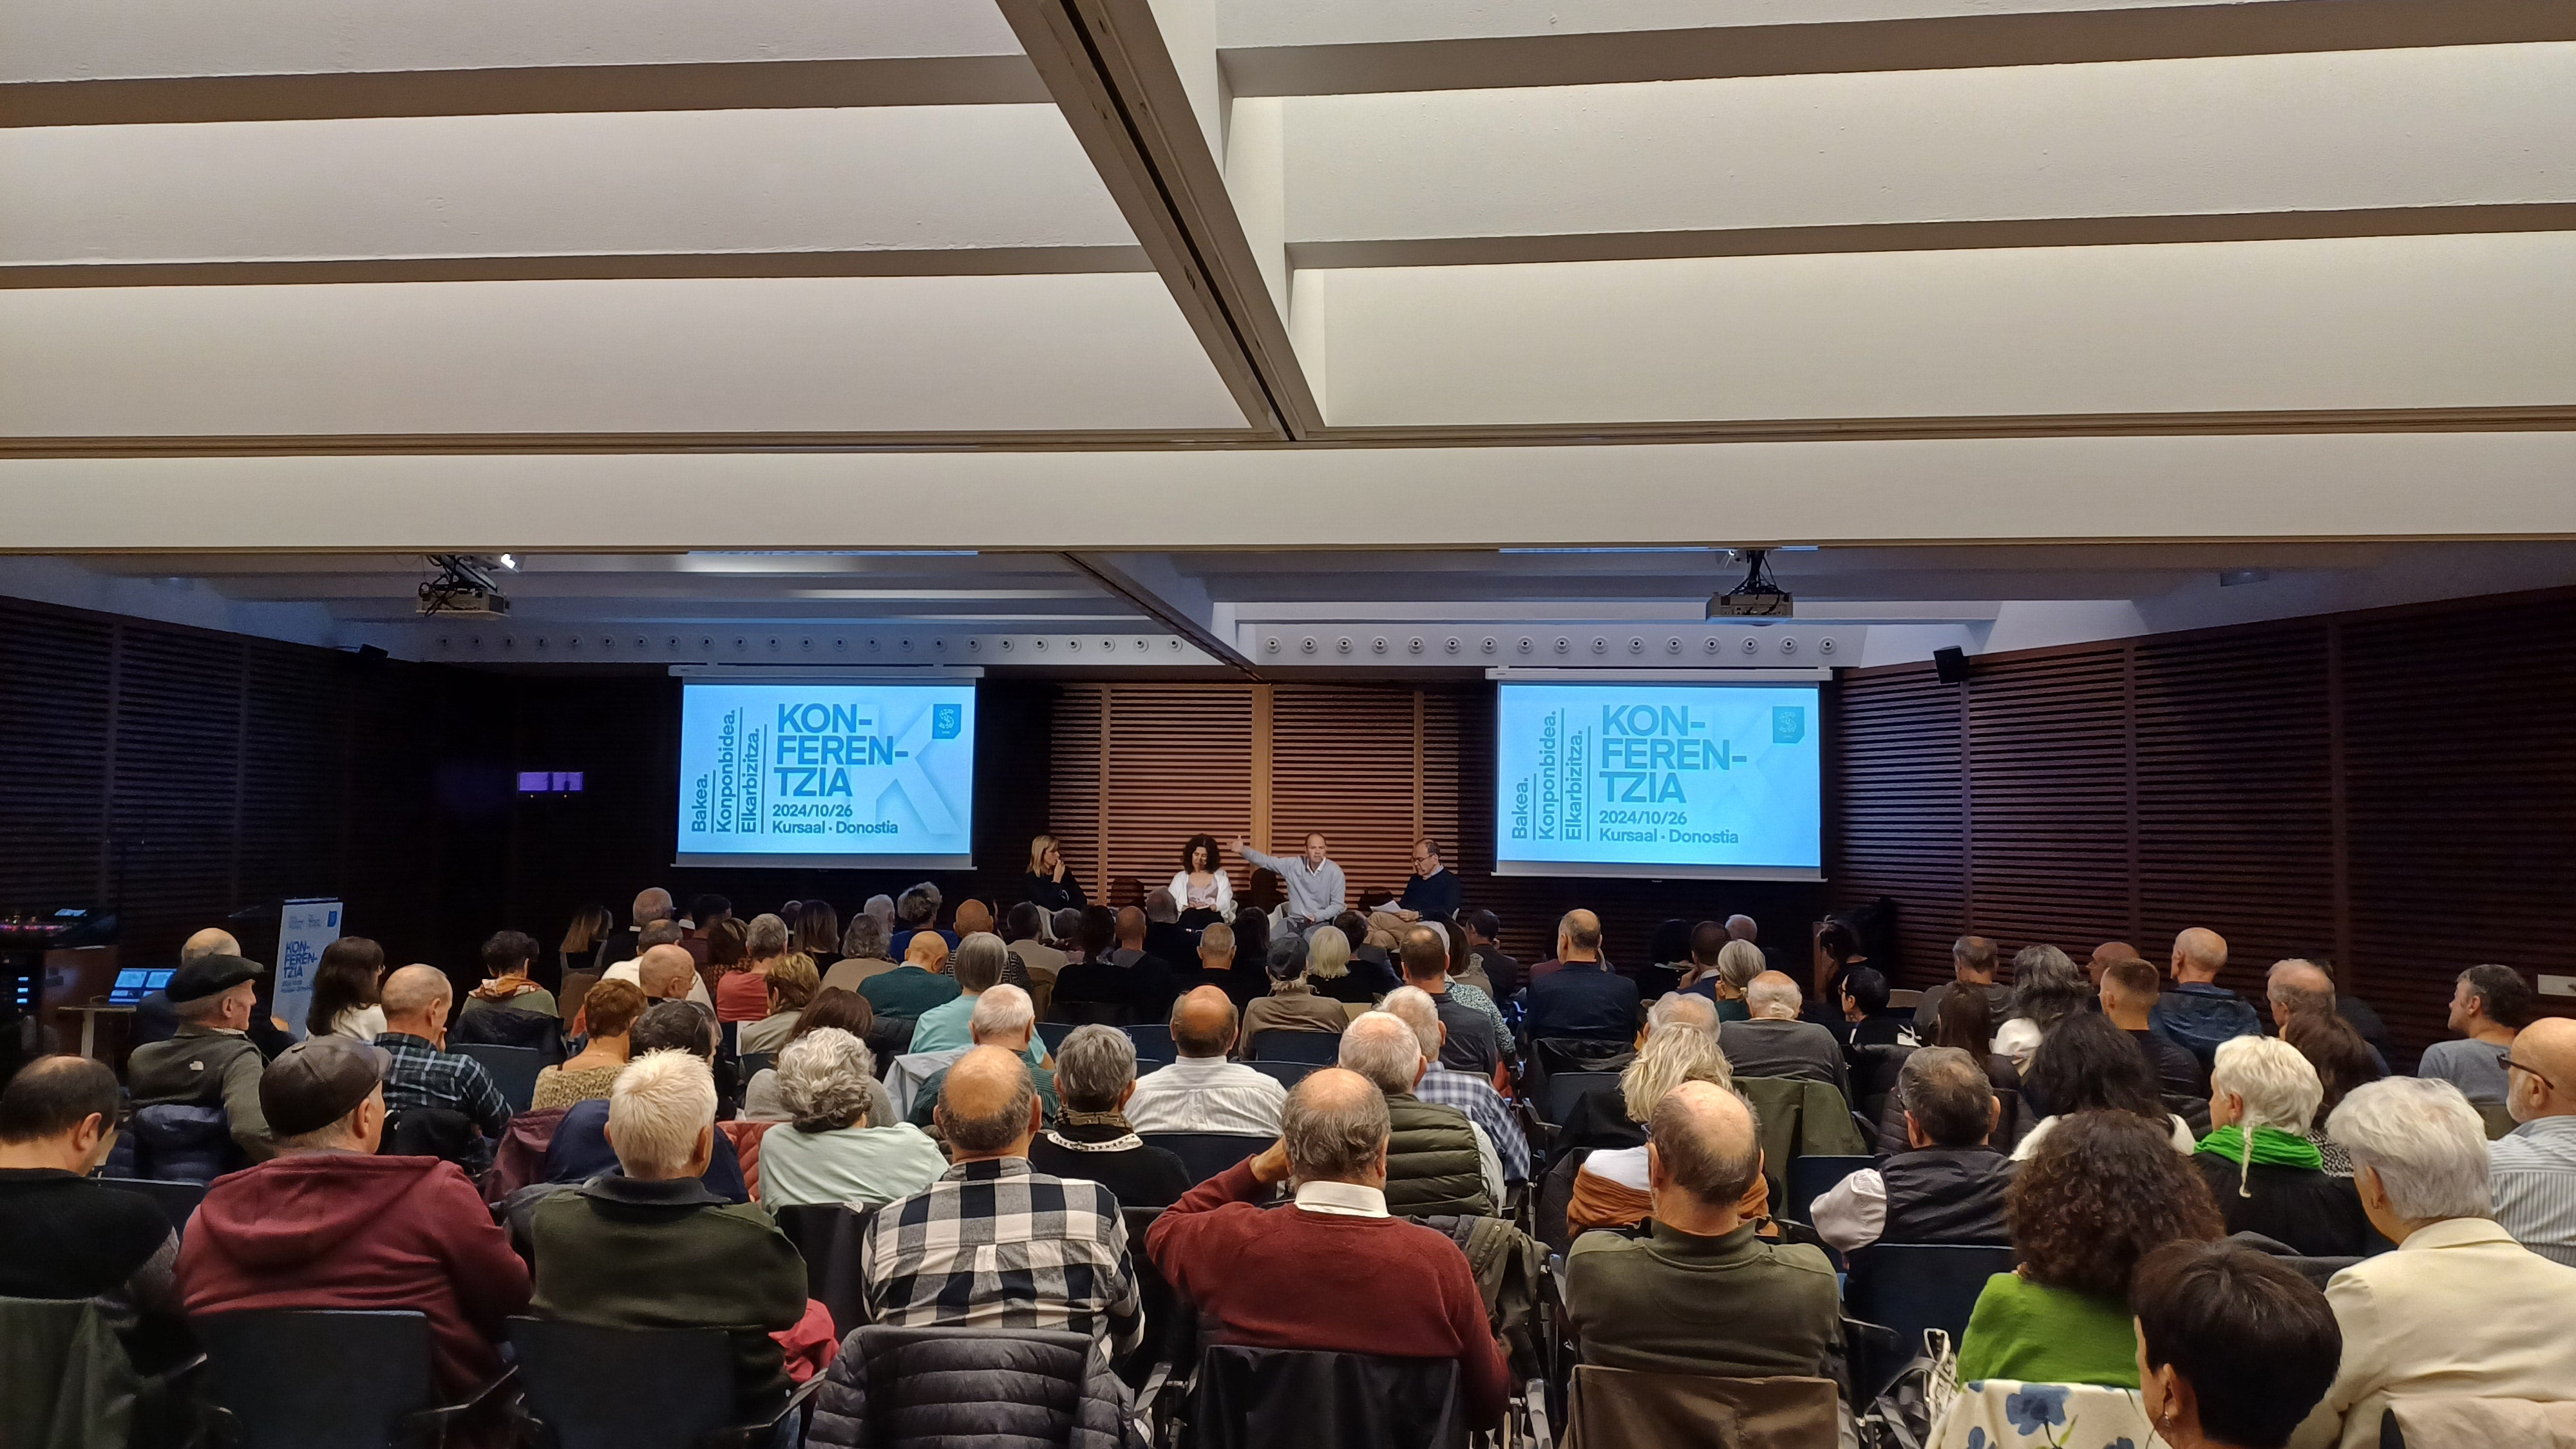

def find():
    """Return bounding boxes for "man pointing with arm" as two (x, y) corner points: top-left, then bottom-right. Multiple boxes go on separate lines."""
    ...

(1233, 832), (1347, 936)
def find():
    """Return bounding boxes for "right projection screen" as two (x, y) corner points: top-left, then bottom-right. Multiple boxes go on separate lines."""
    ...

(1494, 679), (1823, 880)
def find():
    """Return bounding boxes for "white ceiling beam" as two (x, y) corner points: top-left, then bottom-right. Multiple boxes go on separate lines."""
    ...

(1060, 551), (1260, 674)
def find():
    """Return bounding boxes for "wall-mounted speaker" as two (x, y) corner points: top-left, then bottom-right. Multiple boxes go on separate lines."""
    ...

(1932, 646), (1971, 685)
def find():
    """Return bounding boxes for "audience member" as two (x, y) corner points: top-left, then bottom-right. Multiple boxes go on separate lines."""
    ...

(902, 985), (1063, 1130)
(820, 916), (900, 996)
(1054, 907), (1179, 1017)
(598, 887), (672, 969)
(1338, 1011), (1500, 1217)
(126, 954), (276, 1163)
(759, 1028), (948, 1208)
(952, 898), (996, 942)
(546, 1003), (749, 1201)
(708, 914), (784, 1023)
(2153, 927), (2262, 1066)
(2132, 1240), (2344, 1449)
(1815, 1047), (2012, 1253)
(2018, 1011), (2197, 1159)
(2086, 940), (2138, 987)
(0, 1057), (184, 1351)
(605, 937), (713, 1007)
(1836, 965), (1908, 1052)
(1300, 921), (1392, 1006)
(1396, 925), (1501, 1077)
(1126, 986), (1287, 1135)
(2282, 1010), (2383, 1179)
(2269, 960), (2389, 1076)
(2490, 1016), (2576, 1267)
(684, 893), (733, 968)
(1993, 945), (2092, 1068)
(2289, 1077), (2576, 1448)
(1233, 831), (1348, 933)
(529, 1049), (807, 1421)
(1879, 985), (2019, 1153)
(740, 989), (895, 1128)
(307, 936), (388, 1041)
(1913, 935), (2010, 1040)
(1002, 902), (1068, 984)
(1566, 1003), (1733, 1232)
(1242, 936), (1354, 1051)
(2101, 956), (2210, 1098)
(858, 931), (961, 1019)
(375, 964), (512, 1170)
(1683, 937), (1766, 1024)
(1672, 920), (1728, 996)
(2420, 963), (2533, 1104)
(180, 1036), (529, 1401)
(737, 952), (820, 1056)
(886, 882), (954, 959)
(561, 906), (616, 984)
(2195, 1036), (2367, 1257)
(1524, 911), (1642, 1042)
(2306, 958), (2398, 1066)
(1384, 985), (1530, 1184)
(1141, 889), (1196, 975)
(1564, 1081), (1843, 1378)
(1027, 1025), (1192, 1210)
(908, 933), (1045, 1070)
(1717, 973), (1848, 1095)
(1146, 1069), (1508, 1429)
(464, 929), (558, 1019)
(1459, 909), (1521, 1003)
(1956, 1110), (2223, 1388)
(532, 978), (647, 1110)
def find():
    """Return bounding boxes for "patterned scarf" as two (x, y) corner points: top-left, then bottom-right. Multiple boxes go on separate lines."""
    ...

(1045, 1110), (1142, 1153)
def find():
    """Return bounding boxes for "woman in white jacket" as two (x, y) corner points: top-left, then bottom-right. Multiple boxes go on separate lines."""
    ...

(1168, 834), (1235, 928)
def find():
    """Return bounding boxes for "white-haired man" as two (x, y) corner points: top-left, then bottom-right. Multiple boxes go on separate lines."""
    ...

(900, 984), (1062, 1128)
(1717, 973), (1848, 1098)
(2286, 1077), (2576, 1449)
(1385, 986), (1530, 1185)
(530, 1049), (808, 1422)
(909, 933), (1051, 1070)
(1338, 1012), (1501, 1217)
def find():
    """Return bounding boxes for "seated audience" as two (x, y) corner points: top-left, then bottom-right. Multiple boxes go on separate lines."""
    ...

(546, 1002), (749, 1201)
(2152, 927), (2262, 1066)
(2015, 1012), (2197, 1159)
(1125, 985), (1289, 1136)
(1459, 910), (1521, 1003)
(2269, 960), (2389, 1075)
(1718, 972), (1848, 1096)
(1054, 907), (1177, 1018)
(1837, 965), (1908, 1048)
(857, 931), (960, 1020)
(1564, 1080), (1844, 1378)
(907, 933), (1045, 1070)
(1189, 920), (1240, 994)
(755, 1028), (947, 1208)
(1434, 927), (1508, 1040)
(1560, 991), (1723, 1151)
(952, 898), (996, 943)
(1028, 1024), (1193, 1210)
(1815, 1047), (2013, 1253)
(1292, 923), (1376, 1007)
(531, 979), (647, 1110)
(2492, 1017), (2576, 1266)
(0, 1056), (184, 1350)
(886, 882), (956, 960)
(1567, 1005), (1733, 1233)
(795, 899), (840, 971)
(1524, 910), (1641, 1041)
(1685, 937), (1766, 1023)
(1993, 945), (2092, 1065)
(127, 954), (276, 1163)
(854, 1048), (1142, 1354)
(737, 951), (819, 1057)
(1338, 1011), (1501, 1218)
(1912, 934), (2012, 1041)
(463, 929), (558, 1019)
(1879, 985), (2021, 1153)
(180, 1036), (530, 1401)
(1146, 1069), (1508, 1429)
(306, 936), (389, 1042)
(2289, 1077), (2576, 1448)
(1383, 985), (1531, 1184)
(714, 914), (787, 1023)
(1672, 919), (1729, 996)
(818, 916), (900, 997)
(375, 964), (513, 1171)
(2420, 963), (2533, 1104)
(2101, 956), (2210, 1099)
(529, 1049), (807, 1421)
(1956, 1110), (2223, 1388)
(902, 985), (1063, 1129)
(1397, 925), (1501, 1078)
(1240, 937), (1350, 1051)
(2133, 1240), (2344, 1449)
(1142, 891), (1196, 976)
(2282, 1009), (2383, 1178)
(604, 933), (713, 1007)
(597, 887), (669, 971)
(1003, 903), (1068, 985)
(2195, 1036), (2367, 1257)
(740, 988), (895, 1130)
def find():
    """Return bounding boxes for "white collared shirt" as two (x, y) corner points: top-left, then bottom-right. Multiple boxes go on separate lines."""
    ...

(1125, 1054), (1287, 1136)
(1294, 1179), (1388, 1218)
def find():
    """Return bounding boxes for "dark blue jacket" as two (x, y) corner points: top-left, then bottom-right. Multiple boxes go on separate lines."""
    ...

(1524, 962), (1641, 1042)
(542, 1097), (748, 1203)
(2150, 983), (2263, 1066)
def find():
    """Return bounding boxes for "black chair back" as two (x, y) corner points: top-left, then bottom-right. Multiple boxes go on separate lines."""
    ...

(1783, 1155), (1874, 1227)
(1124, 1023), (1179, 1065)
(1537, 1072), (1622, 1130)
(452, 1007), (558, 1055)
(866, 1016), (915, 1073)
(1843, 1243), (2018, 1401)
(1119, 1205), (1196, 1387)
(1247, 1030), (1340, 1065)
(509, 1316), (741, 1449)
(1244, 1060), (1318, 1090)
(453, 1042), (545, 1112)
(1141, 1132), (1271, 1185)
(1532, 1038), (1634, 1079)
(99, 1175), (207, 1238)
(1193, 1344), (1464, 1449)
(382, 1106), (477, 1164)
(770, 1201), (882, 1337)
(1037, 1021), (1075, 1053)
(197, 1309), (440, 1449)
(1054, 999), (1142, 1028)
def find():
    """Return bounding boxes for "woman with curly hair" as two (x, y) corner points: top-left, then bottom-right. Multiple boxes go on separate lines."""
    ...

(754, 1027), (949, 1208)
(1956, 1109), (2224, 1388)
(2012, 1010), (2197, 1160)
(1167, 833), (1234, 929)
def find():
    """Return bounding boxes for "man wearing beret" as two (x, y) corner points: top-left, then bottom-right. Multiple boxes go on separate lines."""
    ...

(126, 954), (276, 1164)
(178, 1036), (530, 1402)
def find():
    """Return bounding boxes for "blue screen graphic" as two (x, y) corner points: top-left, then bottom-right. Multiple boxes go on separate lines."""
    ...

(1495, 682), (1821, 879)
(675, 681), (976, 867)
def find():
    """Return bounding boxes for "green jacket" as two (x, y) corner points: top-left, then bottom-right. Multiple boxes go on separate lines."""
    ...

(1564, 1220), (1843, 1378)
(1384, 1094), (1494, 1220)
(126, 1025), (272, 1161)
(530, 1175), (809, 1417)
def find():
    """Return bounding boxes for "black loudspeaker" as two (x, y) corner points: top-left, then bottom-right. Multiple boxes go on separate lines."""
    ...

(1932, 646), (1971, 685)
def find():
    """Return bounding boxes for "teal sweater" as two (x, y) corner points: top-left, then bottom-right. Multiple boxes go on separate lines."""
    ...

(1955, 1273), (2139, 1388)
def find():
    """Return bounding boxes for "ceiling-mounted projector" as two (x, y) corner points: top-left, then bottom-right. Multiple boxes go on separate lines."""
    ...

(1707, 548), (1794, 619)
(418, 553), (511, 619)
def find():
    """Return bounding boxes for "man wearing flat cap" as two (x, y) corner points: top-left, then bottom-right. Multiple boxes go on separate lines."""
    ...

(177, 1035), (530, 1402)
(126, 954), (276, 1164)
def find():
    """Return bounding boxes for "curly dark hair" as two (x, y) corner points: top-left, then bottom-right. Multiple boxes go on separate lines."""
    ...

(2021, 1010), (2166, 1121)
(1179, 834), (1223, 874)
(2011, 1110), (2224, 1298)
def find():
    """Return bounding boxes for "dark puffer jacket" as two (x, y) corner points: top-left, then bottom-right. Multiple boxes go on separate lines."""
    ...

(804, 1323), (1135, 1449)
(1383, 1094), (1494, 1220)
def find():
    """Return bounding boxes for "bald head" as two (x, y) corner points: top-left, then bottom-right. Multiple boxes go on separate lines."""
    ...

(2089, 942), (2137, 981)
(1745, 971), (1802, 1021)
(2173, 927), (2228, 983)
(904, 932), (949, 972)
(379, 964), (451, 1032)
(1115, 907), (1146, 947)
(1170, 985), (1240, 1059)
(1282, 1068), (1392, 1185)
(1558, 909), (1602, 961)
(636, 944), (697, 1000)
(2509, 1018), (2576, 1125)
(1649, 1079), (1762, 1209)
(2267, 958), (2336, 1027)
(934, 1045), (1039, 1159)
(632, 887), (673, 929)
(182, 928), (242, 962)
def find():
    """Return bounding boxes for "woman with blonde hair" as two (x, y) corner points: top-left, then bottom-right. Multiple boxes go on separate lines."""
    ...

(1703, 938), (1766, 1023)
(1023, 833), (1088, 913)
(1307, 923), (1393, 1005)
(1567, 1008), (1736, 1233)
(2192, 1034), (2365, 1256)
(558, 905), (616, 984)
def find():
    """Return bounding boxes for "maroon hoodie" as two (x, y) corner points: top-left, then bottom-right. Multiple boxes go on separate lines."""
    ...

(178, 1150), (531, 1397)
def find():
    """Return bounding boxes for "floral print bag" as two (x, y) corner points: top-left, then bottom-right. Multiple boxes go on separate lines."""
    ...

(1929, 1378), (2161, 1449)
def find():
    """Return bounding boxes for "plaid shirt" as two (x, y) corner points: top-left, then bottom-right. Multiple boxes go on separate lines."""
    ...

(860, 1157), (1143, 1359)
(1417, 1063), (1530, 1184)
(375, 1032), (512, 1141)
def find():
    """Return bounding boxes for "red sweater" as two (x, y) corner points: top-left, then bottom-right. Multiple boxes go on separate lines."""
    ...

(714, 971), (770, 1023)
(1146, 1161), (1508, 1427)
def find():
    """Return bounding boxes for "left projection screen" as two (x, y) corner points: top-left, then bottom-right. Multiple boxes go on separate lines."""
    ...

(675, 680), (976, 868)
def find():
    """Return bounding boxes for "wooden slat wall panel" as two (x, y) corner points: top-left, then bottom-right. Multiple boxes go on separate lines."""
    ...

(1047, 686), (1106, 895)
(1420, 690), (1468, 881)
(1828, 671), (1966, 989)
(1101, 684), (1255, 900)
(0, 602), (115, 906)
(1965, 652), (2135, 971)
(108, 626), (245, 969)
(1269, 685), (1421, 905)
(2134, 625), (2336, 1003)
